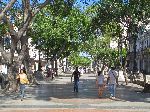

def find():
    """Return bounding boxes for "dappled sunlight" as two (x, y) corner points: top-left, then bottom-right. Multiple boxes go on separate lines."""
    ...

(0, 73), (150, 110)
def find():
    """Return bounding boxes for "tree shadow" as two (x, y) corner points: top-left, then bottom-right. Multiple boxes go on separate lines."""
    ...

(113, 83), (150, 103)
(0, 77), (150, 105)
(26, 78), (99, 101)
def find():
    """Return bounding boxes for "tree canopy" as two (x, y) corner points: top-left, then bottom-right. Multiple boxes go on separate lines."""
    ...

(68, 52), (91, 67)
(30, 4), (90, 61)
(0, 0), (150, 73)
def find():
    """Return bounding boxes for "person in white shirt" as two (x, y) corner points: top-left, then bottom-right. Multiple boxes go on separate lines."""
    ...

(97, 71), (105, 98)
(107, 67), (118, 99)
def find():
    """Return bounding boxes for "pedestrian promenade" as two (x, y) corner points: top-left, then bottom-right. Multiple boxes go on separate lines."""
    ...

(0, 73), (150, 112)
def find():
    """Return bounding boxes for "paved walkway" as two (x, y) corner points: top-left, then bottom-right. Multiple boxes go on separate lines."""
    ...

(0, 73), (150, 112)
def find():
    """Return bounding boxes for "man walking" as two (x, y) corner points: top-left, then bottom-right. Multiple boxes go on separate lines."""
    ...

(71, 67), (80, 93)
(107, 67), (118, 99)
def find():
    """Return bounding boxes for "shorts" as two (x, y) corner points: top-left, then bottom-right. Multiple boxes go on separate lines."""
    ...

(98, 84), (104, 87)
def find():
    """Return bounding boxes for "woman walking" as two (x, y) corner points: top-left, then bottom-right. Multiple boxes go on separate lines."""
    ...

(16, 69), (29, 101)
(96, 71), (105, 98)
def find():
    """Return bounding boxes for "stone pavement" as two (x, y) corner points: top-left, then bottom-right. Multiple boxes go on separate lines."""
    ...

(1, 108), (150, 112)
(0, 73), (150, 112)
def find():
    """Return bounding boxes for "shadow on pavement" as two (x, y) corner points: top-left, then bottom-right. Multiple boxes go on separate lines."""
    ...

(26, 78), (99, 101)
(114, 84), (150, 103)
(0, 75), (150, 104)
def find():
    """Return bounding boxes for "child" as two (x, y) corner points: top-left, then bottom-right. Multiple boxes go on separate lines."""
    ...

(96, 71), (105, 98)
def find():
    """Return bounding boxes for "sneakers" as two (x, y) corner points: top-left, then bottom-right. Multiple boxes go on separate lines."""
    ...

(110, 96), (115, 99)
(111, 97), (115, 99)
(23, 96), (27, 99)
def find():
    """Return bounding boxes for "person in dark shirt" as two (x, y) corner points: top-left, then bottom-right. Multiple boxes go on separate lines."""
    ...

(71, 67), (80, 92)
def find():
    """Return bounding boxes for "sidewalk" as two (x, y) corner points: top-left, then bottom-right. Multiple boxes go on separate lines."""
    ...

(1, 108), (148, 112)
(0, 73), (150, 111)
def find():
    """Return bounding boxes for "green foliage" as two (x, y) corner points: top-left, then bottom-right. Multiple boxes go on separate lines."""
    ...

(88, 0), (150, 39)
(68, 52), (91, 67)
(81, 0), (150, 68)
(30, 4), (89, 60)
(46, 0), (75, 17)
(96, 47), (119, 67)
(0, 23), (9, 36)
(122, 48), (127, 58)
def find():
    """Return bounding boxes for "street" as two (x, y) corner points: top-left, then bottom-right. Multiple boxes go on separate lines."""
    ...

(0, 73), (150, 112)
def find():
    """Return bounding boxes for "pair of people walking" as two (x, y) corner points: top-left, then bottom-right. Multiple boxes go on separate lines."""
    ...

(96, 67), (118, 99)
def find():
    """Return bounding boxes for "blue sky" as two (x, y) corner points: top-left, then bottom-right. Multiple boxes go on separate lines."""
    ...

(1, 0), (99, 10)
(76, 0), (98, 5)
(75, 0), (99, 10)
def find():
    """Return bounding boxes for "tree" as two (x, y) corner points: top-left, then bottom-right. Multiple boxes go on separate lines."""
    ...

(0, 0), (16, 20)
(92, 0), (150, 68)
(86, 0), (150, 85)
(30, 4), (89, 75)
(81, 34), (119, 69)
(0, 0), (75, 91)
(68, 52), (91, 67)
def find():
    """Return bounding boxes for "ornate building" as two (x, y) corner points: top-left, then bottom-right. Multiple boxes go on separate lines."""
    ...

(128, 23), (150, 73)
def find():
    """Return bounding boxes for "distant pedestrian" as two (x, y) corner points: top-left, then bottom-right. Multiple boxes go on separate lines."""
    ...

(16, 69), (29, 101)
(46, 68), (51, 78)
(107, 67), (118, 99)
(51, 68), (55, 80)
(71, 67), (80, 93)
(96, 71), (105, 98)
(80, 68), (84, 76)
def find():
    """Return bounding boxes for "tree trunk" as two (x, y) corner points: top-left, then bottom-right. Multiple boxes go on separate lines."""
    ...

(94, 59), (99, 73)
(122, 40), (129, 85)
(143, 74), (146, 86)
(123, 68), (128, 85)
(55, 59), (58, 76)
(0, 0), (53, 93)
(6, 64), (18, 92)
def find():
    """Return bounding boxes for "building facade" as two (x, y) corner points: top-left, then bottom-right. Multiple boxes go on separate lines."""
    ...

(0, 36), (46, 73)
(128, 23), (150, 74)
